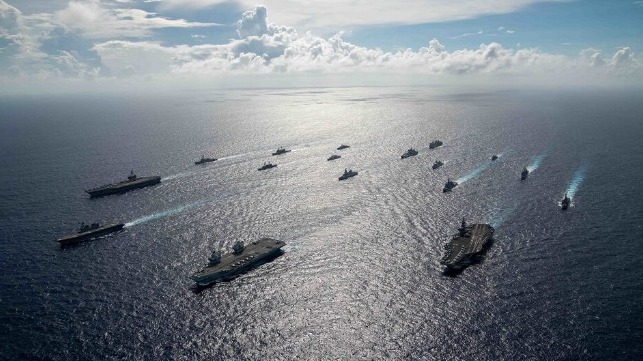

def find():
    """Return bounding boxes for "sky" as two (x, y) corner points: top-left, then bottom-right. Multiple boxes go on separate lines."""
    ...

(1, 0), (642, 91)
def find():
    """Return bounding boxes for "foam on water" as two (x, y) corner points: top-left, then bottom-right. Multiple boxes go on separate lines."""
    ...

(527, 151), (547, 172)
(489, 202), (519, 228)
(456, 161), (492, 184)
(565, 162), (589, 199)
(125, 192), (234, 227)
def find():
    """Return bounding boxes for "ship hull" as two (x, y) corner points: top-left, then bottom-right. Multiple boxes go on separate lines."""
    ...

(195, 159), (216, 165)
(338, 173), (357, 180)
(57, 223), (125, 245)
(440, 224), (494, 270)
(191, 238), (285, 287)
(86, 176), (161, 197)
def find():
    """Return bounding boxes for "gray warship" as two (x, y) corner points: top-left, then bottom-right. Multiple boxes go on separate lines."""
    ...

(85, 170), (161, 197)
(443, 178), (458, 192)
(57, 222), (124, 246)
(191, 238), (285, 286)
(561, 193), (571, 210)
(195, 155), (217, 165)
(272, 147), (291, 156)
(440, 218), (494, 270)
(339, 168), (358, 180)
(429, 140), (443, 149)
(401, 148), (418, 159)
(521, 167), (529, 180)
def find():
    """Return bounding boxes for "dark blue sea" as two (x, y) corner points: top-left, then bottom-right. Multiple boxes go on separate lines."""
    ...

(1, 87), (642, 360)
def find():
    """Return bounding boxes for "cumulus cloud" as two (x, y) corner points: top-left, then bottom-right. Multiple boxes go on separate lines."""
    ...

(87, 5), (642, 82)
(2, 3), (641, 83)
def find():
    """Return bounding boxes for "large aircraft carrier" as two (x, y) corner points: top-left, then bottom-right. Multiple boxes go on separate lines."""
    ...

(440, 219), (494, 270)
(191, 238), (285, 286)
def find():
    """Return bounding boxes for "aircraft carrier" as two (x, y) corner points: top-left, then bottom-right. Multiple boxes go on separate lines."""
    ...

(85, 171), (161, 197)
(440, 219), (494, 270)
(191, 238), (285, 286)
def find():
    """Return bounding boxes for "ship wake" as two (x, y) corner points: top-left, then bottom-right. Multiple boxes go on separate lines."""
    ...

(527, 151), (548, 173)
(456, 161), (492, 184)
(125, 192), (235, 227)
(565, 162), (589, 199)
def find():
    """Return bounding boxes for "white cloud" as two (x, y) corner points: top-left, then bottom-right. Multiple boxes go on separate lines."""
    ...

(159, 0), (569, 30)
(93, 6), (638, 80)
(2, 3), (641, 84)
(55, 0), (220, 38)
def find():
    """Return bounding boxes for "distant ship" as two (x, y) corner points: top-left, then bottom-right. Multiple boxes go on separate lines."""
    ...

(432, 160), (444, 170)
(85, 170), (161, 198)
(429, 140), (443, 149)
(327, 154), (341, 161)
(337, 144), (350, 150)
(339, 169), (358, 180)
(521, 167), (529, 180)
(191, 238), (285, 286)
(443, 178), (458, 192)
(440, 218), (494, 270)
(195, 155), (217, 165)
(401, 148), (418, 159)
(561, 193), (571, 210)
(272, 147), (291, 156)
(491, 155), (498, 161)
(57, 222), (124, 246)
(258, 162), (277, 171)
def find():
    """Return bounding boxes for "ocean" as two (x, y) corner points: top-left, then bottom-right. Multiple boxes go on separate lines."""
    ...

(1, 87), (641, 360)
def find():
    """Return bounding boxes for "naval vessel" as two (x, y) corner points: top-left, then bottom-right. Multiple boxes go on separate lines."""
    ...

(191, 238), (285, 286)
(272, 147), (291, 156)
(85, 171), (161, 197)
(443, 178), (458, 192)
(258, 162), (277, 171)
(521, 167), (529, 180)
(401, 148), (418, 159)
(57, 222), (124, 246)
(561, 193), (571, 210)
(429, 140), (443, 149)
(339, 169), (358, 180)
(195, 155), (217, 165)
(440, 218), (494, 270)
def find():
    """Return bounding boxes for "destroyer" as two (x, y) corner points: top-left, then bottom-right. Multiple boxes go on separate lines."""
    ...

(339, 168), (358, 180)
(272, 147), (291, 156)
(57, 222), (124, 246)
(429, 140), (443, 149)
(521, 167), (529, 180)
(401, 148), (418, 159)
(85, 170), (161, 197)
(327, 154), (341, 161)
(443, 178), (458, 192)
(561, 193), (571, 210)
(258, 162), (277, 171)
(191, 238), (285, 286)
(195, 155), (217, 165)
(432, 160), (444, 170)
(440, 218), (494, 270)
